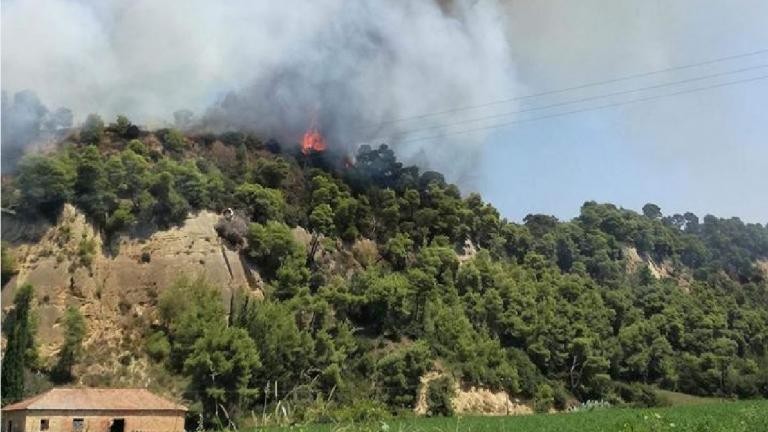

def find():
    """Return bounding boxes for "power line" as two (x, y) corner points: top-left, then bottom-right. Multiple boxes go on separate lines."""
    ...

(354, 48), (768, 131)
(373, 73), (768, 145)
(366, 63), (768, 140)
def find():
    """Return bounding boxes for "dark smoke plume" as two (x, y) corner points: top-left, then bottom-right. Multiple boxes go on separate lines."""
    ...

(1, 90), (72, 171)
(2, 0), (517, 181)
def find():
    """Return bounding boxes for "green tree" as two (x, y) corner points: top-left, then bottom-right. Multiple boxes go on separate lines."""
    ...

(150, 171), (190, 227)
(111, 115), (131, 136)
(376, 189), (400, 240)
(145, 330), (171, 362)
(127, 139), (148, 155)
(172, 160), (209, 208)
(252, 158), (289, 188)
(642, 203), (663, 219)
(51, 306), (86, 383)
(426, 376), (455, 416)
(115, 149), (151, 199)
(1, 284), (35, 404)
(375, 341), (432, 409)
(105, 201), (136, 236)
(523, 214), (559, 238)
(334, 196), (361, 241)
(158, 277), (225, 370)
(351, 271), (415, 334)
(163, 128), (186, 153)
(184, 325), (261, 424)
(234, 300), (314, 390)
(246, 221), (305, 280)
(534, 383), (554, 413)
(235, 183), (285, 223)
(274, 255), (311, 299)
(710, 337), (738, 392)
(17, 155), (75, 216)
(309, 203), (335, 236)
(73, 145), (115, 225)
(383, 233), (413, 270)
(80, 113), (104, 144)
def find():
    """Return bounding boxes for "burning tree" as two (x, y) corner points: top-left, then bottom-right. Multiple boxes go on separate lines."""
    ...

(301, 118), (327, 155)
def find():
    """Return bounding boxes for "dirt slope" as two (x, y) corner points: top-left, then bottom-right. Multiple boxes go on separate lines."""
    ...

(415, 371), (533, 416)
(1, 205), (261, 383)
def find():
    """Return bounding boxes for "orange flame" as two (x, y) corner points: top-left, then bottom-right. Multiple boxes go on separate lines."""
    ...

(301, 118), (327, 155)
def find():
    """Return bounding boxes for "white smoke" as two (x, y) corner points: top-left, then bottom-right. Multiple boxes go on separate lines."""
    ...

(1, 0), (518, 179)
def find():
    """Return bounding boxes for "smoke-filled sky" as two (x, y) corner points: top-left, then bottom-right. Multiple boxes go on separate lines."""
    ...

(1, 0), (517, 174)
(2, 0), (767, 223)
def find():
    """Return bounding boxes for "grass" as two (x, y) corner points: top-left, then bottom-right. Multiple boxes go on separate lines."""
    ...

(655, 389), (723, 406)
(253, 400), (767, 432)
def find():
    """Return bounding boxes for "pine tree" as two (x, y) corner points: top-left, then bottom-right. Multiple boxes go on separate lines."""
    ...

(1, 284), (34, 404)
(51, 306), (86, 383)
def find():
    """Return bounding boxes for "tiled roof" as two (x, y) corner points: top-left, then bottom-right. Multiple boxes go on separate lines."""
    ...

(1, 388), (187, 412)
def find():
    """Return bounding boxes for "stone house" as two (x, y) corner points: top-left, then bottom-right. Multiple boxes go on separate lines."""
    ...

(1, 388), (187, 432)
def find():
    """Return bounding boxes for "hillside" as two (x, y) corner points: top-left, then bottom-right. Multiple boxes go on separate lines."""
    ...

(2, 115), (768, 428)
(2, 205), (258, 383)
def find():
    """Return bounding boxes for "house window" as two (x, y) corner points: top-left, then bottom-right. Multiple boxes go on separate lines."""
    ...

(72, 418), (84, 432)
(40, 419), (50, 431)
(109, 418), (125, 432)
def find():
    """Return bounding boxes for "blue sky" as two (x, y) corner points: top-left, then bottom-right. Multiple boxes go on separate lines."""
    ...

(477, 0), (768, 223)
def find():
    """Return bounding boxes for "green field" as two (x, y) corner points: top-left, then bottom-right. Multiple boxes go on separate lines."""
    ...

(256, 400), (767, 432)
(654, 390), (724, 406)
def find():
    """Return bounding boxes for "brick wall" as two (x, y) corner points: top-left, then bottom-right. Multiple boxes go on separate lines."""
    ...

(2, 409), (185, 432)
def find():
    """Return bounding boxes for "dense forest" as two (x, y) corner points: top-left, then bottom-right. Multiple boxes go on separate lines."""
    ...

(2, 114), (768, 427)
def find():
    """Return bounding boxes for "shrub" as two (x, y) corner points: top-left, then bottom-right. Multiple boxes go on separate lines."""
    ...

(105, 202), (136, 236)
(351, 239), (378, 268)
(127, 139), (148, 155)
(145, 331), (171, 361)
(426, 376), (455, 417)
(507, 347), (545, 398)
(17, 155), (75, 217)
(375, 342), (432, 409)
(80, 114), (104, 145)
(51, 306), (86, 383)
(77, 236), (96, 268)
(330, 399), (391, 424)
(553, 383), (573, 410)
(235, 183), (285, 223)
(246, 221), (304, 279)
(1, 242), (18, 285)
(112, 115), (131, 136)
(109, 115), (140, 139)
(162, 129), (186, 153)
(150, 172), (190, 228)
(252, 158), (289, 188)
(615, 382), (670, 408)
(534, 383), (554, 413)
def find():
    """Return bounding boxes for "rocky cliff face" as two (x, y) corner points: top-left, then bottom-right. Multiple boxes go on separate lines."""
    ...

(1, 205), (261, 384)
(414, 371), (533, 416)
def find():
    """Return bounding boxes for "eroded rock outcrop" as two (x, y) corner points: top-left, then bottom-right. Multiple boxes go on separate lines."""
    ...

(414, 371), (533, 416)
(1, 205), (262, 383)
